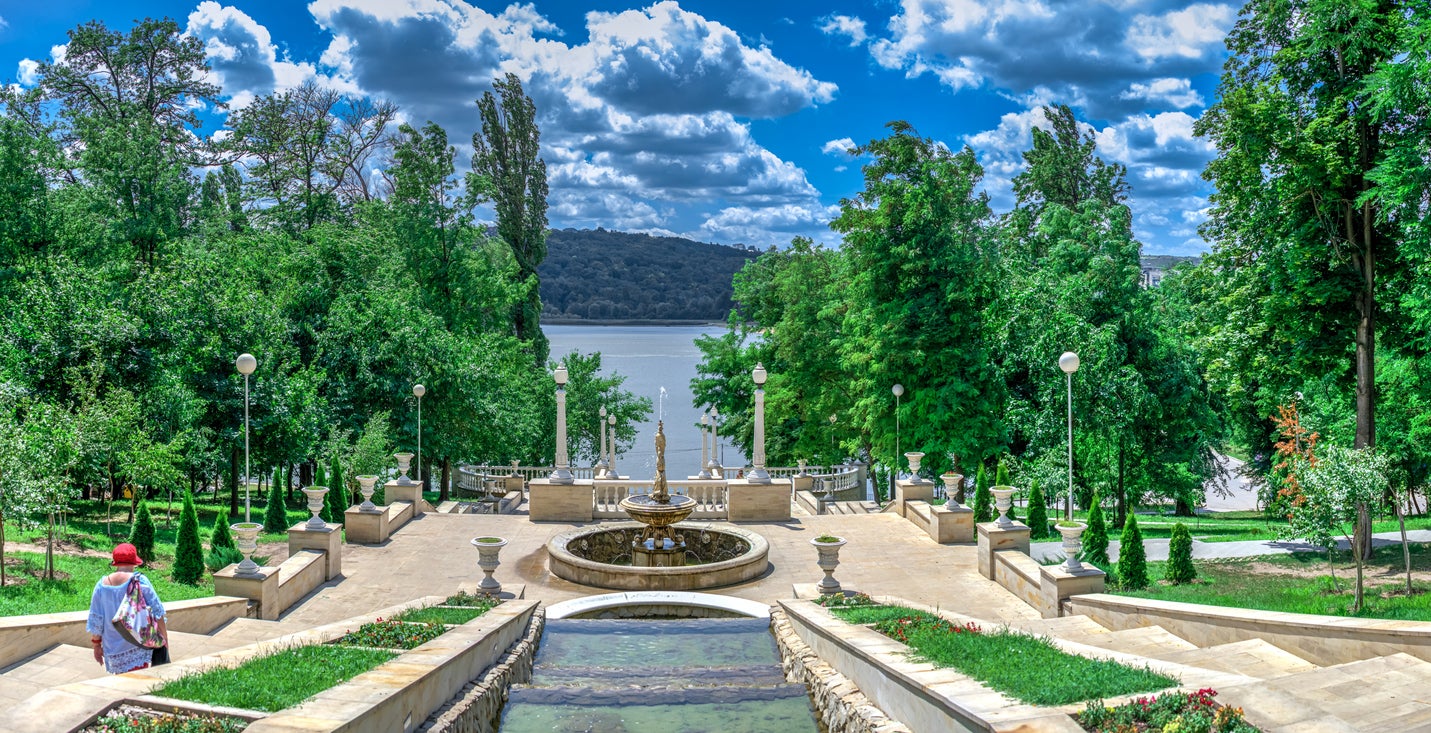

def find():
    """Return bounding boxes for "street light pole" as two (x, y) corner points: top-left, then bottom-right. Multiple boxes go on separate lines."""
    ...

(891, 384), (904, 495)
(413, 384), (426, 487)
(607, 413), (618, 479)
(1059, 352), (1080, 521)
(236, 354), (257, 523)
(598, 405), (609, 478)
(749, 364), (770, 482)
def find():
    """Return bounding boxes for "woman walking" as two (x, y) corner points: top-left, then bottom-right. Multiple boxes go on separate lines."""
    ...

(86, 542), (168, 673)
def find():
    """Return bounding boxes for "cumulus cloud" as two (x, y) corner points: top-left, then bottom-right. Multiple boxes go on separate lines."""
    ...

(1126, 3), (1236, 60)
(696, 203), (842, 244)
(818, 14), (868, 46)
(821, 137), (856, 155)
(186, 2), (316, 107)
(1119, 77), (1203, 109)
(16, 59), (38, 86)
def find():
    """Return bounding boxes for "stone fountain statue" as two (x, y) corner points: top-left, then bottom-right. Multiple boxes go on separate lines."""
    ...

(618, 421), (696, 566)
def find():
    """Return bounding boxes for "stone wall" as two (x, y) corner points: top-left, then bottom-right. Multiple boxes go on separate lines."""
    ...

(771, 608), (911, 733)
(420, 608), (545, 733)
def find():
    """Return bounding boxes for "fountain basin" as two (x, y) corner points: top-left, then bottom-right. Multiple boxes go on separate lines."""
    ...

(548, 522), (769, 591)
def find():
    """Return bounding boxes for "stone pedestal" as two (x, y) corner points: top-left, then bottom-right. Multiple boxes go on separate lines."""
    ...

(213, 565), (281, 620)
(345, 505), (391, 545)
(727, 479), (792, 521)
(977, 521), (1030, 579)
(895, 478), (935, 504)
(1038, 563), (1106, 618)
(931, 503), (975, 543)
(528, 479), (594, 522)
(632, 540), (686, 567)
(384, 479), (424, 516)
(288, 523), (342, 580)
(791, 474), (815, 494)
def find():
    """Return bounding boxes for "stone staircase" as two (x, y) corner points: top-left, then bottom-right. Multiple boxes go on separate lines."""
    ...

(1008, 614), (1431, 732)
(823, 500), (881, 515)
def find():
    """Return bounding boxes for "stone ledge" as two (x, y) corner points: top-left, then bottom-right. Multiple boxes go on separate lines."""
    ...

(545, 590), (771, 620)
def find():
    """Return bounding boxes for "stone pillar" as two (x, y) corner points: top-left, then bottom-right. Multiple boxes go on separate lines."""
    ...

(288, 522), (342, 579)
(385, 479), (424, 516)
(528, 478), (595, 522)
(977, 521), (1030, 579)
(344, 505), (390, 545)
(551, 370), (573, 483)
(727, 479), (791, 521)
(1038, 563), (1106, 618)
(213, 565), (280, 620)
(748, 365), (770, 482)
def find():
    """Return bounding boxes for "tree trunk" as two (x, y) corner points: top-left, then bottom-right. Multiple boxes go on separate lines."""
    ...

(1400, 505), (1412, 594)
(45, 512), (55, 579)
(440, 458), (451, 502)
(286, 463), (295, 503)
(229, 447), (240, 517)
(1354, 548), (1365, 614)
(1353, 202), (1376, 560)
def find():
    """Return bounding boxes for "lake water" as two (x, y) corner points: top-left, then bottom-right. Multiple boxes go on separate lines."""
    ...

(544, 324), (732, 479)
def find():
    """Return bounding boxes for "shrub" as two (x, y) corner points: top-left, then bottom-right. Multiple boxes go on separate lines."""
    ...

(90, 709), (248, 732)
(1082, 490), (1110, 565)
(209, 507), (234, 553)
(172, 490), (205, 585)
(336, 618), (447, 649)
(326, 455), (347, 526)
(204, 546), (244, 573)
(1118, 512), (1148, 590)
(973, 464), (992, 523)
(263, 472), (289, 534)
(1166, 522), (1197, 584)
(1026, 480), (1049, 539)
(128, 501), (156, 564)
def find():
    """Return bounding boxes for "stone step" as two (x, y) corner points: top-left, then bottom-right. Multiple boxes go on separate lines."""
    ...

(827, 501), (879, 515)
(1060, 625), (1197, 657)
(165, 630), (241, 662)
(1007, 614), (1112, 638)
(1221, 653), (1431, 732)
(1160, 639), (1319, 680)
(0, 644), (97, 709)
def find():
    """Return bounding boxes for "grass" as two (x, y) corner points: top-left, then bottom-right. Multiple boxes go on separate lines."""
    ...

(7, 496), (301, 556)
(151, 645), (395, 712)
(830, 605), (1176, 706)
(1116, 544), (1431, 620)
(0, 552), (215, 616)
(1013, 507), (1418, 544)
(394, 605), (487, 625)
(335, 618), (449, 649)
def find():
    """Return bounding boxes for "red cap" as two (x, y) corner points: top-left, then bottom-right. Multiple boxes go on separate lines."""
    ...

(111, 543), (143, 567)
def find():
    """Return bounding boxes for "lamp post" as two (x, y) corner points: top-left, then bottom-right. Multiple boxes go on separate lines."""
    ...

(1059, 352), (1080, 521)
(699, 410), (712, 479)
(829, 413), (837, 463)
(412, 384), (425, 487)
(607, 413), (618, 479)
(708, 407), (721, 478)
(892, 384), (904, 490)
(597, 405), (609, 479)
(236, 353), (257, 522)
(551, 367), (573, 483)
(749, 363), (770, 482)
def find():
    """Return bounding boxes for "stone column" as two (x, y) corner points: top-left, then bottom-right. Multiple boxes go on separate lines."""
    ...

(551, 367), (573, 483)
(748, 364), (771, 483)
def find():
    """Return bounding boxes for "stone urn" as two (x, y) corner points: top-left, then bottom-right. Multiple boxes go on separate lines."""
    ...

(1057, 521), (1088, 572)
(796, 459), (809, 477)
(472, 536), (508, 593)
(810, 536), (847, 595)
(990, 486), (1016, 527)
(904, 452), (927, 482)
(355, 475), (380, 512)
(230, 521), (263, 575)
(301, 486), (330, 529)
(394, 453), (415, 485)
(941, 473), (965, 508)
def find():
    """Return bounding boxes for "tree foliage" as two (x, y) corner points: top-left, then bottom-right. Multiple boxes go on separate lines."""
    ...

(1117, 512), (1148, 590)
(172, 489), (204, 585)
(1165, 522), (1196, 585)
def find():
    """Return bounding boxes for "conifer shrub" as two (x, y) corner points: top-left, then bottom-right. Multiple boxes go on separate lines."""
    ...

(1082, 490), (1110, 565)
(1165, 522), (1197, 584)
(210, 507), (235, 552)
(263, 472), (290, 534)
(326, 456), (347, 526)
(173, 490), (206, 585)
(973, 464), (992, 523)
(1026, 480), (1049, 539)
(129, 500), (156, 564)
(1118, 512), (1148, 590)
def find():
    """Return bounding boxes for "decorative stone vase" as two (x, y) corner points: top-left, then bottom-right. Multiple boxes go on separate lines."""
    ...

(394, 453), (415, 485)
(355, 475), (379, 512)
(1057, 521), (1088, 572)
(942, 473), (965, 508)
(301, 486), (330, 529)
(797, 459), (809, 477)
(472, 536), (508, 593)
(230, 522), (263, 575)
(510, 460), (521, 477)
(904, 452), (926, 482)
(810, 536), (847, 595)
(990, 486), (1016, 527)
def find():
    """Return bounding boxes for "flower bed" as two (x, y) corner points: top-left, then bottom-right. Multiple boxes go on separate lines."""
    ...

(1076, 688), (1261, 732)
(335, 617), (448, 649)
(396, 605), (491, 625)
(84, 707), (247, 733)
(443, 591), (505, 609)
(829, 605), (1177, 706)
(812, 592), (875, 608)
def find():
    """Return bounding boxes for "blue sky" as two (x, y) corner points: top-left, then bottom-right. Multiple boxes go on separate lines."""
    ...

(0, 1), (1236, 255)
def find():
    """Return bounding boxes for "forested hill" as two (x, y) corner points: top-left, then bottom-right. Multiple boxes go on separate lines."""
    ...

(538, 229), (760, 322)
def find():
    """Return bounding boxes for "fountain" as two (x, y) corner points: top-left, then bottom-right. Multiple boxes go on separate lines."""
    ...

(548, 419), (769, 590)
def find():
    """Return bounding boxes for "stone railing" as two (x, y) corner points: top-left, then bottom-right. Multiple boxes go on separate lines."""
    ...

(458, 464), (598, 488)
(592, 480), (728, 519)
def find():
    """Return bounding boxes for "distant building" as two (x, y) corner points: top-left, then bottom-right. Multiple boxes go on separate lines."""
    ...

(1139, 255), (1200, 288)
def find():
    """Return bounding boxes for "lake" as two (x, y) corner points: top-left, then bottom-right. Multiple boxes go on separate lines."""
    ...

(544, 324), (732, 478)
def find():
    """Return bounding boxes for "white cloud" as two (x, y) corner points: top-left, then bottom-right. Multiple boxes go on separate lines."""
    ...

(1127, 3), (1236, 60)
(818, 14), (868, 46)
(186, 2), (317, 107)
(16, 59), (39, 86)
(1119, 77), (1203, 109)
(696, 202), (841, 243)
(821, 137), (856, 155)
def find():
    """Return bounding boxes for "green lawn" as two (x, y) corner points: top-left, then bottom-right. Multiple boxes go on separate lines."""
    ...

(0, 552), (215, 616)
(1117, 544), (1431, 620)
(1019, 507), (1418, 544)
(152, 644), (395, 712)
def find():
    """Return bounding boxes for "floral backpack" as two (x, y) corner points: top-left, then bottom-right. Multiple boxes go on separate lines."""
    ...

(111, 572), (165, 648)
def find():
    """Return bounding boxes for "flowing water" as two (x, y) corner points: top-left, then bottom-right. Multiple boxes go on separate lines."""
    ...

(500, 617), (820, 732)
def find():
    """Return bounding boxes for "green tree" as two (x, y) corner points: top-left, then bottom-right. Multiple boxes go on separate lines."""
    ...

(327, 454), (346, 525)
(128, 500), (156, 564)
(1026, 480), (1049, 540)
(472, 73), (549, 365)
(1117, 512), (1147, 590)
(210, 506), (235, 552)
(1082, 490), (1110, 566)
(1165, 522), (1196, 584)
(173, 489), (204, 585)
(1284, 444), (1390, 612)
(263, 472), (289, 534)
(973, 464), (992, 523)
